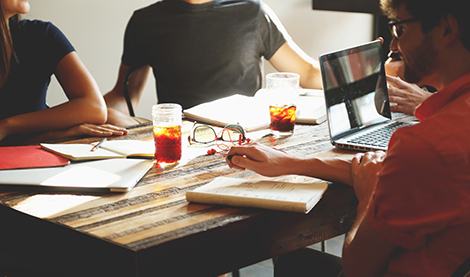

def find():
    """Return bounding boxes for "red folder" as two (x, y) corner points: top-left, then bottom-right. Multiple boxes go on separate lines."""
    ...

(0, 145), (70, 170)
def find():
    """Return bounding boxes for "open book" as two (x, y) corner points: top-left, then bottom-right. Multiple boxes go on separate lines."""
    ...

(186, 177), (329, 214)
(183, 89), (326, 132)
(41, 140), (154, 161)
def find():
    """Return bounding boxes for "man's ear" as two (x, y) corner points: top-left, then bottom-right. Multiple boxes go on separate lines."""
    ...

(441, 14), (460, 46)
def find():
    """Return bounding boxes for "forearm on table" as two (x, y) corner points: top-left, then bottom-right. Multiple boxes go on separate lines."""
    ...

(0, 96), (106, 137)
(286, 155), (353, 186)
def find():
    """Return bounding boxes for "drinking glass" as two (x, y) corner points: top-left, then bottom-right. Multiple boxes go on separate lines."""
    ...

(266, 72), (300, 137)
(152, 103), (182, 164)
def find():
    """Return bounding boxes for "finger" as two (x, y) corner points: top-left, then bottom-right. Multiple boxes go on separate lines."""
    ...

(78, 125), (117, 136)
(390, 104), (401, 113)
(100, 124), (129, 132)
(230, 154), (262, 172)
(227, 144), (266, 163)
(226, 145), (256, 168)
(96, 125), (128, 134)
(386, 75), (409, 89)
(351, 153), (364, 168)
(93, 128), (124, 136)
(227, 158), (247, 171)
(93, 126), (128, 136)
(86, 129), (115, 136)
(374, 151), (387, 161)
(388, 86), (410, 99)
(387, 86), (399, 97)
(360, 152), (374, 164)
(388, 94), (400, 103)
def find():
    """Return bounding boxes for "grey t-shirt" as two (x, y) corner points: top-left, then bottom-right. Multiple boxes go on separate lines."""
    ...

(122, 0), (286, 109)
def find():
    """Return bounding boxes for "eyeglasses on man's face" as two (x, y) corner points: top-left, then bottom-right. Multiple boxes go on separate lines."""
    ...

(188, 122), (246, 145)
(388, 18), (421, 39)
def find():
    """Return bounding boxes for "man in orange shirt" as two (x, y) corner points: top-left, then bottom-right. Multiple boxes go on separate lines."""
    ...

(226, 0), (470, 275)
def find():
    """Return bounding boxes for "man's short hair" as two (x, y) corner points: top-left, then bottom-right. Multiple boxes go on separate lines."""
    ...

(381, 0), (470, 51)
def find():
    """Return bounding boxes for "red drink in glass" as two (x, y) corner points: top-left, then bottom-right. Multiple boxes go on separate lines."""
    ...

(269, 105), (296, 133)
(153, 125), (182, 163)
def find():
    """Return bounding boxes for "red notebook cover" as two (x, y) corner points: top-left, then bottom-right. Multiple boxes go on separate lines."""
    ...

(0, 145), (70, 170)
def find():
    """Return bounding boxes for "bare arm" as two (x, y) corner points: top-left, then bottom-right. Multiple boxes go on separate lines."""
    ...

(226, 143), (353, 185)
(0, 52), (109, 141)
(226, 144), (399, 275)
(104, 63), (151, 113)
(268, 42), (322, 90)
(0, 123), (128, 146)
(260, 2), (321, 90)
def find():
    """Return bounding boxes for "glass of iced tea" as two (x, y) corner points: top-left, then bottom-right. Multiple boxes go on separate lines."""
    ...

(152, 104), (182, 164)
(266, 72), (300, 136)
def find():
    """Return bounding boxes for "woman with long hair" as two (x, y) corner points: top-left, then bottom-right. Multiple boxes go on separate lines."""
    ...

(0, 0), (127, 145)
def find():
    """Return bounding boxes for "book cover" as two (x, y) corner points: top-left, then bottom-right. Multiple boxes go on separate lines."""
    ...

(0, 145), (70, 170)
(186, 177), (329, 214)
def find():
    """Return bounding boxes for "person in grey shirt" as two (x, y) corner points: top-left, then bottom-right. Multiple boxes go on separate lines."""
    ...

(104, 0), (322, 126)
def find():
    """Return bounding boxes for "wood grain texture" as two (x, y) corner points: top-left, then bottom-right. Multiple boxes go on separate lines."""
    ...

(0, 122), (357, 277)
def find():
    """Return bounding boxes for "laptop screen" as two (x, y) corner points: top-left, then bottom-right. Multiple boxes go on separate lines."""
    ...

(320, 41), (391, 141)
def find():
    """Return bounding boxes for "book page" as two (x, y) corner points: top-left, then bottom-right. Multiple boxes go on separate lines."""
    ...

(186, 177), (328, 213)
(41, 143), (124, 161)
(99, 140), (155, 157)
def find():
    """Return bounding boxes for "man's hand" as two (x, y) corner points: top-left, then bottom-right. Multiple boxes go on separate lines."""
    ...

(350, 151), (386, 204)
(226, 142), (292, 177)
(387, 76), (433, 116)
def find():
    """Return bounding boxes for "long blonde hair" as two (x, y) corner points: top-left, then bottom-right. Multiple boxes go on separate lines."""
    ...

(0, 6), (19, 87)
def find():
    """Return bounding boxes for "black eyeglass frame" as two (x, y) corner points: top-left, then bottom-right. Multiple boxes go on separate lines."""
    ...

(388, 18), (420, 39)
(187, 122), (246, 145)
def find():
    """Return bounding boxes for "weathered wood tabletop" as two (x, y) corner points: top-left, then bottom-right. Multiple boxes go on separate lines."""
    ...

(0, 122), (357, 277)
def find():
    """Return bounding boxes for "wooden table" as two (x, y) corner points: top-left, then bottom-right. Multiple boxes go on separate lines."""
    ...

(0, 122), (357, 277)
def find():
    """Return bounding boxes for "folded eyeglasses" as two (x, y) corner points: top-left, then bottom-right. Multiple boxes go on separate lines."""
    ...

(188, 122), (247, 147)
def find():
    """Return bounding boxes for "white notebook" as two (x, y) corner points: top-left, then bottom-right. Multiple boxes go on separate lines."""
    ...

(0, 159), (153, 192)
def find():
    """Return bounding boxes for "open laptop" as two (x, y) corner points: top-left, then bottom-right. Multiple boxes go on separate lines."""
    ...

(319, 40), (416, 151)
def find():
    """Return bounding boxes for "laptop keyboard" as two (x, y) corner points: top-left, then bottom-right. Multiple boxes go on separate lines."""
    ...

(348, 121), (409, 148)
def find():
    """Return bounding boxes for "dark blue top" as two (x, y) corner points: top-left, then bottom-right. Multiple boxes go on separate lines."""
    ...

(122, 0), (286, 109)
(0, 20), (75, 121)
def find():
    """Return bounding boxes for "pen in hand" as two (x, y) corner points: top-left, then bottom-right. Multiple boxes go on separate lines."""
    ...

(90, 138), (107, 152)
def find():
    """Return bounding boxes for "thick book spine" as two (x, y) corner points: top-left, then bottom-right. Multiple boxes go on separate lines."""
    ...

(186, 192), (307, 213)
